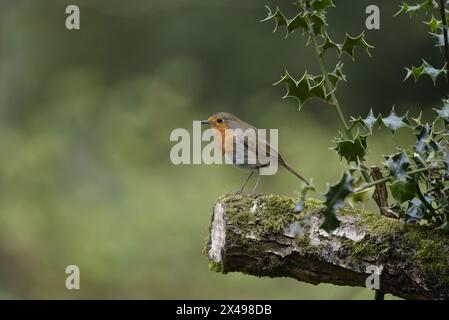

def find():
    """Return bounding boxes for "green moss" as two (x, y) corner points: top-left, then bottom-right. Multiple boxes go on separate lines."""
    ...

(404, 226), (449, 284)
(340, 205), (449, 284)
(304, 198), (324, 212)
(224, 193), (297, 237)
(337, 205), (401, 263)
(296, 234), (316, 255)
(208, 261), (224, 273)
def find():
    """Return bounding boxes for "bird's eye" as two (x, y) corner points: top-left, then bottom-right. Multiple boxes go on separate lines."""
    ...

(217, 118), (223, 123)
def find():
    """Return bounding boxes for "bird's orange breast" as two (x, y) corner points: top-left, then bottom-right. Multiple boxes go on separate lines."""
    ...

(211, 124), (234, 155)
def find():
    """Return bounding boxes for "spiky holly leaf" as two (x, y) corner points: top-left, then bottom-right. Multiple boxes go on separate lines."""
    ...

(261, 6), (309, 38)
(294, 0), (336, 12)
(404, 60), (447, 85)
(410, 112), (424, 127)
(319, 33), (341, 56)
(319, 32), (373, 59)
(362, 109), (380, 131)
(382, 107), (410, 133)
(414, 124), (432, 154)
(333, 133), (368, 163)
(394, 0), (438, 17)
(431, 31), (448, 47)
(341, 32), (374, 60)
(420, 0), (438, 12)
(405, 198), (427, 223)
(274, 71), (333, 109)
(385, 151), (411, 180)
(424, 15), (442, 33)
(261, 6), (288, 32)
(355, 108), (383, 132)
(287, 12), (309, 36)
(321, 173), (354, 233)
(312, 0), (335, 12)
(435, 99), (449, 123)
(390, 180), (418, 203)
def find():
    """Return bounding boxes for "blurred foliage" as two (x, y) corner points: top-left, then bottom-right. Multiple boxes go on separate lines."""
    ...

(0, 0), (442, 299)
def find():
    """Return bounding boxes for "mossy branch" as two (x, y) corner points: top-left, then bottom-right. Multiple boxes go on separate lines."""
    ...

(205, 194), (449, 300)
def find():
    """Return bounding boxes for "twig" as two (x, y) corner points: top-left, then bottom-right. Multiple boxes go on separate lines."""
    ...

(353, 166), (444, 193)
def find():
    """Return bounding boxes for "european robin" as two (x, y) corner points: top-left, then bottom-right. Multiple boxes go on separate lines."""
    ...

(201, 112), (308, 193)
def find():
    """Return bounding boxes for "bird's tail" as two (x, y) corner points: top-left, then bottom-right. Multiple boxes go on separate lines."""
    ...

(282, 162), (309, 185)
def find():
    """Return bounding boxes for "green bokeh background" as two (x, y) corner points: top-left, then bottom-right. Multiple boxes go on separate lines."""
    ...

(0, 0), (445, 299)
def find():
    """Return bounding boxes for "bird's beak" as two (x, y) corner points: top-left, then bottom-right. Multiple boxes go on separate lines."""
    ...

(201, 120), (210, 125)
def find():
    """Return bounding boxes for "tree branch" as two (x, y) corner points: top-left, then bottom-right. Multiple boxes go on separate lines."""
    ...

(206, 194), (449, 300)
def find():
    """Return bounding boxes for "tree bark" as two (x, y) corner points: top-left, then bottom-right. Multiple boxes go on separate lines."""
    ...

(205, 194), (449, 300)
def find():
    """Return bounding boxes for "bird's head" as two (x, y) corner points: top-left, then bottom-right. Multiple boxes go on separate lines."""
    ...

(201, 112), (240, 130)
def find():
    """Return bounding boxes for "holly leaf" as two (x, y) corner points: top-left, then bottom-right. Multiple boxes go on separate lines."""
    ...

(404, 60), (447, 85)
(319, 32), (373, 59)
(319, 33), (341, 56)
(414, 124), (432, 154)
(394, 0), (438, 17)
(424, 15), (442, 33)
(261, 6), (288, 32)
(274, 70), (333, 109)
(293, 0), (336, 13)
(363, 109), (380, 131)
(309, 0), (336, 12)
(405, 197), (432, 223)
(350, 109), (383, 132)
(382, 107), (410, 133)
(435, 99), (449, 124)
(360, 109), (383, 131)
(340, 32), (374, 60)
(431, 31), (448, 47)
(321, 173), (354, 233)
(333, 133), (368, 163)
(385, 151), (411, 180)
(261, 6), (308, 38)
(390, 180), (418, 203)
(287, 12), (309, 36)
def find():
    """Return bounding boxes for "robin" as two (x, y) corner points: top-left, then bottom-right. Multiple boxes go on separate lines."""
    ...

(201, 112), (308, 193)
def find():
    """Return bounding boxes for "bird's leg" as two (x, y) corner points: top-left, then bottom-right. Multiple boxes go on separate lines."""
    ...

(251, 170), (261, 194)
(236, 171), (254, 193)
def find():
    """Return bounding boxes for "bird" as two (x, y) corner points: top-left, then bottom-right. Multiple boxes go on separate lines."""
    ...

(201, 112), (308, 193)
